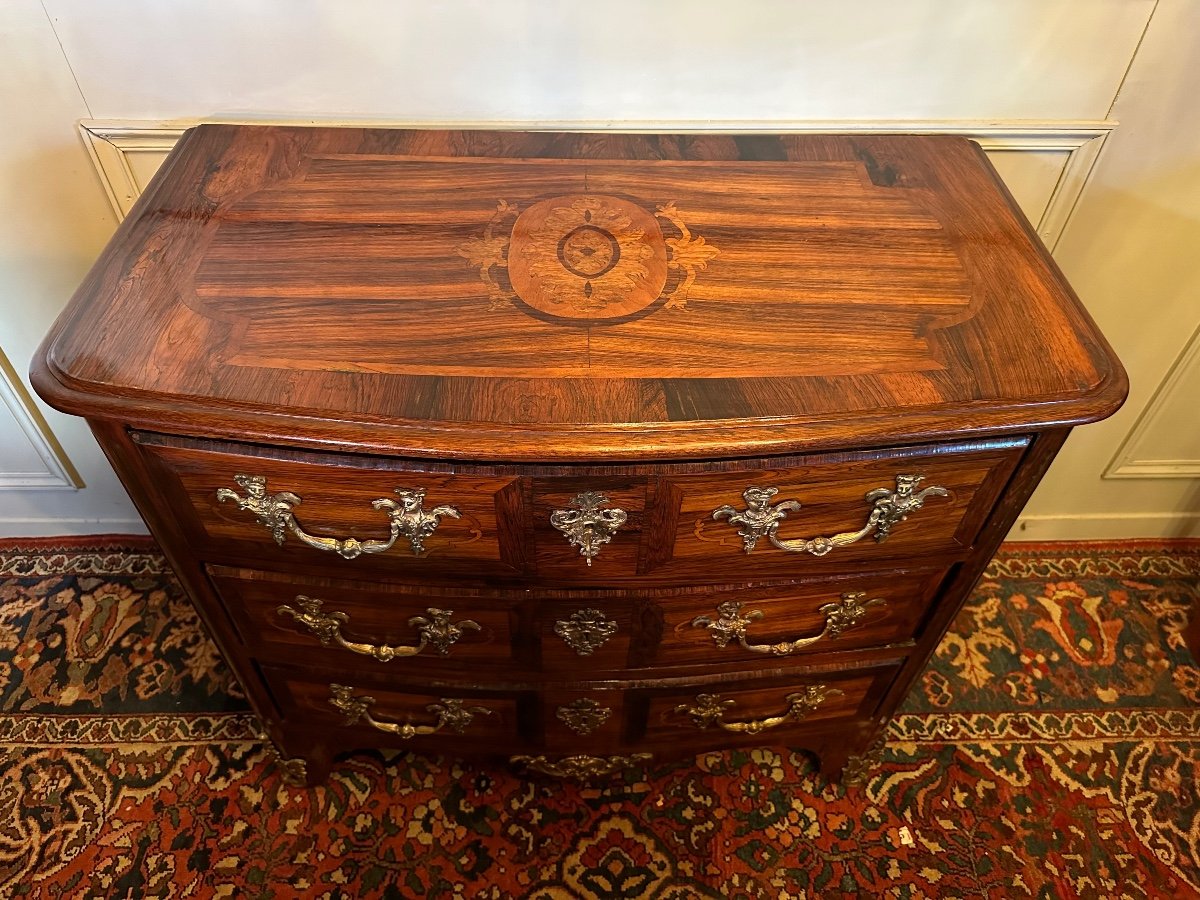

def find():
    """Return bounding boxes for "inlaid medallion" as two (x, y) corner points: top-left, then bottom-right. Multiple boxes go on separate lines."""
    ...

(557, 224), (621, 279)
(458, 194), (718, 325)
(508, 195), (667, 320)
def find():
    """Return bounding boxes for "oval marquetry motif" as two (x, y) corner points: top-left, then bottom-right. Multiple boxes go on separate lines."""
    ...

(507, 194), (669, 322)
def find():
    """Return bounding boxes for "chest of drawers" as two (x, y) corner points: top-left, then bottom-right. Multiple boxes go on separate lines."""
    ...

(32, 126), (1125, 784)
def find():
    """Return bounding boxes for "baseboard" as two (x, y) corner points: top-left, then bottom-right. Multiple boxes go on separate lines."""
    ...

(1010, 513), (1200, 541)
(0, 532), (157, 549)
(0, 518), (149, 538)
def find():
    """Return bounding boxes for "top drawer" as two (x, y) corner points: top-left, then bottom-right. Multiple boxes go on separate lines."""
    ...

(646, 442), (1022, 580)
(132, 432), (1025, 585)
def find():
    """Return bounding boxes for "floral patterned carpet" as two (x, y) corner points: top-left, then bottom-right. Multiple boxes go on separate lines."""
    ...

(1, 538), (1199, 899)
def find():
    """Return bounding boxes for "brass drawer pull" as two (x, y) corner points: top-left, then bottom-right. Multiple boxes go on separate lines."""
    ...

(217, 474), (459, 559)
(692, 592), (885, 656)
(277, 596), (480, 661)
(550, 491), (628, 566)
(673, 684), (843, 735)
(329, 684), (492, 738)
(713, 474), (948, 556)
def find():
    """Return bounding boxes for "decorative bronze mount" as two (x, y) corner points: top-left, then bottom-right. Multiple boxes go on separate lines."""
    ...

(217, 475), (459, 559)
(712, 474), (949, 556)
(263, 736), (310, 787)
(842, 729), (889, 787)
(549, 491), (628, 566)
(555, 698), (612, 736)
(510, 754), (653, 778)
(553, 608), (618, 656)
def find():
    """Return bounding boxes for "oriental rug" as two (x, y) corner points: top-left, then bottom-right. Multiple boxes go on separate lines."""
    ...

(1, 538), (1198, 899)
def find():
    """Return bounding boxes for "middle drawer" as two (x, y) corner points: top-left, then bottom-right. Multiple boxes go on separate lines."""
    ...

(209, 565), (946, 677)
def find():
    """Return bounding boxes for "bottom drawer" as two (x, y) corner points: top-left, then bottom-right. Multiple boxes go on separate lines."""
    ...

(262, 660), (901, 759)
(263, 665), (530, 755)
(627, 664), (898, 753)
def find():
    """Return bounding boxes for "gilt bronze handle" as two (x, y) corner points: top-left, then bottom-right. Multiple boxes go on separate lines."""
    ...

(277, 596), (480, 661)
(217, 474), (459, 559)
(328, 684), (491, 738)
(691, 592), (886, 656)
(712, 474), (949, 556)
(672, 684), (843, 735)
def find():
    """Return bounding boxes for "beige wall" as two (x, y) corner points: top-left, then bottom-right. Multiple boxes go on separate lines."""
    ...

(0, 1), (138, 533)
(1017, 0), (1200, 539)
(1, 0), (1196, 538)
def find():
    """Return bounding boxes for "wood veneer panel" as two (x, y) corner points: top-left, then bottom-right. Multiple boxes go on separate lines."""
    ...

(33, 127), (1126, 461)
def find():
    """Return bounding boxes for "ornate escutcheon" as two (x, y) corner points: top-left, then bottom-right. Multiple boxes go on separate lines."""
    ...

(510, 753), (653, 778)
(555, 698), (612, 736)
(277, 596), (480, 661)
(712, 474), (949, 556)
(217, 475), (460, 559)
(549, 491), (628, 566)
(673, 684), (843, 735)
(553, 608), (618, 656)
(329, 684), (491, 738)
(691, 592), (886, 656)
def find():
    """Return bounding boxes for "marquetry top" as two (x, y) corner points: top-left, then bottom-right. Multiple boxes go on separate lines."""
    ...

(34, 125), (1125, 460)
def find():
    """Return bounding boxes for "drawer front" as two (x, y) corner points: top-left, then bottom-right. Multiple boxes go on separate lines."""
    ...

(135, 433), (528, 579)
(657, 440), (1025, 580)
(137, 431), (1022, 586)
(652, 569), (943, 667)
(264, 666), (528, 754)
(534, 568), (943, 673)
(209, 566), (518, 671)
(528, 475), (647, 579)
(534, 599), (639, 672)
(264, 663), (898, 758)
(217, 564), (940, 677)
(540, 688), (630, 755)
(630, 665), (897, 752)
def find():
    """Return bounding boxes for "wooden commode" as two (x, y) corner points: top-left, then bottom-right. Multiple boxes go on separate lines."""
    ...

(32, 126), (1126, 784)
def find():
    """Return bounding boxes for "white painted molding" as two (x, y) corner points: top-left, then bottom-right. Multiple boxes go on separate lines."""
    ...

(0, 516), (148, 537)
(1027, 130), (1110, 254)
(1106, 323), (1200, 479)
(1011, 512), (1200, 540)
(0, 348), (83, 490)
(79, 122), (184, 219)
(79, 118), (1115, 250)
